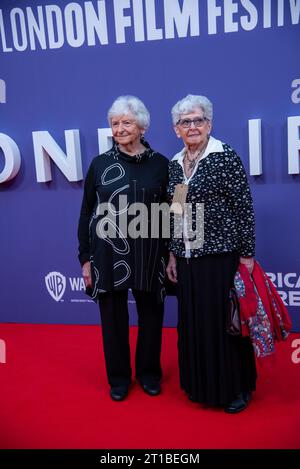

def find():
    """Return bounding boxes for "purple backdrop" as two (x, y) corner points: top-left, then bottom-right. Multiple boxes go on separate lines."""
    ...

(0, 0), (299, 329)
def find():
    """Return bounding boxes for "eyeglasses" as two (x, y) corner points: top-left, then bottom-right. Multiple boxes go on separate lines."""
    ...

(177, 117), (209, 128)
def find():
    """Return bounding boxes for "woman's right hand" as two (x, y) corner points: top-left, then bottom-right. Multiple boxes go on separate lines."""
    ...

(166, 252), (177, 283)
(82, 261), (92, 288)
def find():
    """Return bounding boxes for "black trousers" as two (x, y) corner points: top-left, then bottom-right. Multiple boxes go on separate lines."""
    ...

(98, 289), (164, 387)
(177, 253), (257, 406)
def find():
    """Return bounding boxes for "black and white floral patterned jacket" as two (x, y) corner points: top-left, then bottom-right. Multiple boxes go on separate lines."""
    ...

(167, 136), (255, 258)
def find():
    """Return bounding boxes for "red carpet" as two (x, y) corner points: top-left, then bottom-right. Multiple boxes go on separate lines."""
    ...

(0, 324), (299, 449)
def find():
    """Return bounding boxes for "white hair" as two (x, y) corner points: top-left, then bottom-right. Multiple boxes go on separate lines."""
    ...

(107, 95), (150, 129)
(171, 94), (213, 125)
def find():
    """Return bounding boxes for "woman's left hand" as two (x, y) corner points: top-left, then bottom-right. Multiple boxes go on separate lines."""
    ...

(82, 261), (92, 288)
(239, 257), (254, 274)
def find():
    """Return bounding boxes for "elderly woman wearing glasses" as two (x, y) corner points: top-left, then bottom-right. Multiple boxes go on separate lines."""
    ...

(78, 96), (168, 401)
(166, 94), (256, 413)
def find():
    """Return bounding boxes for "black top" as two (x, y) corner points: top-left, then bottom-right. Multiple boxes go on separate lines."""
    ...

(78, 140), (169, 301)
(167, 139), (255, 258)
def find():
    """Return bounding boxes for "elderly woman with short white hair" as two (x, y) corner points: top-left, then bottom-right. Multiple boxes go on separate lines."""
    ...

(167, 94), (257, 413)
(78, 96), (168, 401)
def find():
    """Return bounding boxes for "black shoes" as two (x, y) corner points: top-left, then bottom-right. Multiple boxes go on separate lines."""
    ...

(243, 391), (252, 404)
(140, 381), (161, 396)
(110, 385), (129, 401)
(110, 381), (161, 400)
(224, 392), (252, 414)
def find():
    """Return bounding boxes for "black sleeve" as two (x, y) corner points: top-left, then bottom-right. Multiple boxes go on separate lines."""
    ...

(77, 159), (97, 266)
(167, 161), (179, 254)
(225, 151), (255, 257)
(161, 155), (169, 203)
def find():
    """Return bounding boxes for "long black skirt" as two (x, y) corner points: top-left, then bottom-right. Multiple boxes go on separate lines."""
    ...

(177, 253), (257, 406)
